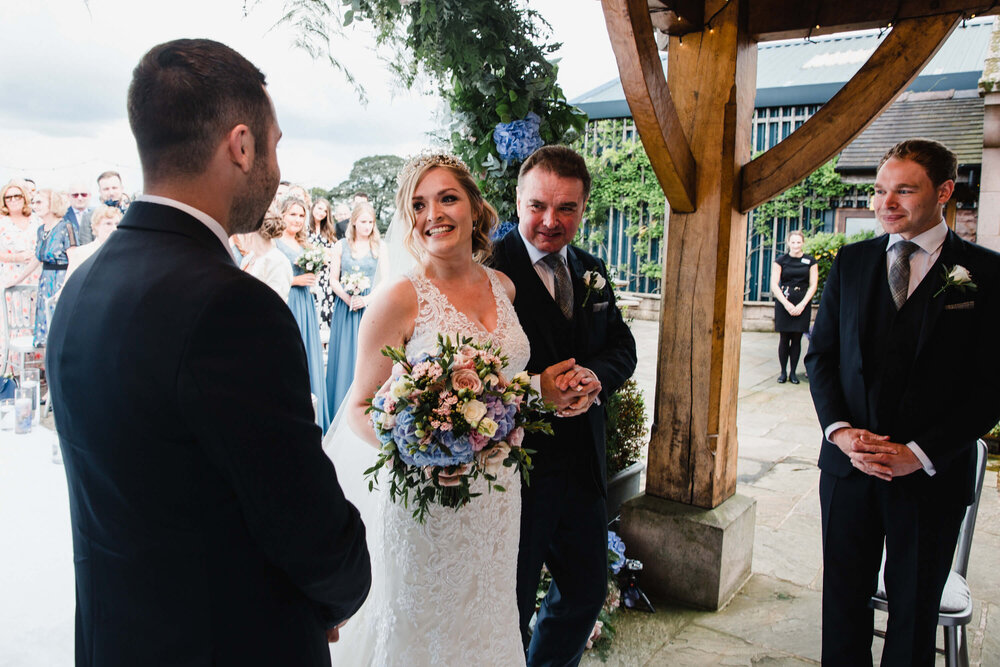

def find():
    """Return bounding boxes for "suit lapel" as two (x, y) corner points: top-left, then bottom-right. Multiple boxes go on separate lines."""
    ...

(914, 230), (962, 357)
(855, 235), (889, 357)
(506, 229), (565, 322)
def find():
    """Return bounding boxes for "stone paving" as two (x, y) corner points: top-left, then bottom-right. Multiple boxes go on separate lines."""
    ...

(584, 321), (1000, 666)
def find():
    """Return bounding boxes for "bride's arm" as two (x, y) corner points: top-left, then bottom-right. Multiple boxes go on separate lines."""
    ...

(344, 276), (419, 447)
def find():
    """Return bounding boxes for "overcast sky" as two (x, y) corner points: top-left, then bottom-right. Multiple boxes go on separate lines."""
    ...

(0, 0), (619, 198)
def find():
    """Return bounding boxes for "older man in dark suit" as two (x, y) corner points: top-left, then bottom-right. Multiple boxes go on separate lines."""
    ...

(47, 39), (370, 667)
(805, 138), (1000, 666)
(492, 145), (637, 666)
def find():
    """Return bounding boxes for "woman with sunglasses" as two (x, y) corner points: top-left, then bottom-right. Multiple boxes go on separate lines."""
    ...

(0, 180), (41, 289)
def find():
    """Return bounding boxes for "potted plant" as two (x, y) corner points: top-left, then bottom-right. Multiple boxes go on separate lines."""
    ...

(605, 378), (648, 519)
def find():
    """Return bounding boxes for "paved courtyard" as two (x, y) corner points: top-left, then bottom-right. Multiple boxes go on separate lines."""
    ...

(1, 321), (997, 665)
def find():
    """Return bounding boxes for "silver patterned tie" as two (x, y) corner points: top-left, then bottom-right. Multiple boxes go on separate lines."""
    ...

(542, 253), (574, 320)
(888, 240), (920, 310)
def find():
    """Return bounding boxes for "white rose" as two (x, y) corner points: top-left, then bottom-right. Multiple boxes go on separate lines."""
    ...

(477, 417), (499, 438)
(390, 379), (412, 399)
(483, 373), (500, 387)
(948, 265), (972, 283)
(460, 399), (487, 423)
(512, 371), (530, 385)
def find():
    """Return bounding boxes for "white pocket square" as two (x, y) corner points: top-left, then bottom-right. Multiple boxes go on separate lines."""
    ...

(591, 302), (609, 312)
(944, 301), (975, 310)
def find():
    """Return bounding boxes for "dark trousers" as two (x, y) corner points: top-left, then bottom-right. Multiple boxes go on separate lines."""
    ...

(819, 470), (965, 666)
(516, 468), (608, 667)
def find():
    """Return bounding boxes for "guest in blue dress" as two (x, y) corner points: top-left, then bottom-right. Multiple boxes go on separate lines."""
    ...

(324, 202), (382, 421)
(275, 196), (330, 431)
(6, 189), (76, 346)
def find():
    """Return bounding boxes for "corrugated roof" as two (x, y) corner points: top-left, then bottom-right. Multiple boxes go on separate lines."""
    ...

(571, 18), (995, 117)
(837, 91), (984, 170)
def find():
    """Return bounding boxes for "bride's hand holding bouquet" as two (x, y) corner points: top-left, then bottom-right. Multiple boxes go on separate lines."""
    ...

(365, 333), (552, 523)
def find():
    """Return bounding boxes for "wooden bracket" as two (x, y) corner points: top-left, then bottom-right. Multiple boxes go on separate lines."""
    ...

(603, 0), (698, 212)
(740, 13), (962, 213)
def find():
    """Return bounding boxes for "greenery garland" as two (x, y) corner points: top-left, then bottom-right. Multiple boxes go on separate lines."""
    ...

(279, 0), (587, 221)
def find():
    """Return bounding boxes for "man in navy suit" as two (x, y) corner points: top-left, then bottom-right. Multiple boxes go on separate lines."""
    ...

(63, 182), (92, 239)
(47, 39), (370, 667)
(805, 139), (1000, 666)
(492, 145), (637, 666)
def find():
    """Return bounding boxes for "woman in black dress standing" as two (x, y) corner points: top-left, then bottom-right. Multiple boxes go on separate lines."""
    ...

(770, 229), (818, 384)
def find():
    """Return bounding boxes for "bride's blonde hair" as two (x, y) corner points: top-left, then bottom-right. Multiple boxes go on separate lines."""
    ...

(394, 152), (498, 263)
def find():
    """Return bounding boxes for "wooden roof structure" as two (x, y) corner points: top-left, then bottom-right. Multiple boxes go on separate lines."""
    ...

(599, 0), (998, 512)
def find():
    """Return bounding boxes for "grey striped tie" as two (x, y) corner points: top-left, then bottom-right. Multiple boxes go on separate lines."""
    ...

(542, 253), (574, 320)
(889, 241), (920, 309)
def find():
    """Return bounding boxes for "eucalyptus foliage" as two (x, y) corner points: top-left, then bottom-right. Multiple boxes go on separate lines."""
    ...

(278, 0), (587, 221)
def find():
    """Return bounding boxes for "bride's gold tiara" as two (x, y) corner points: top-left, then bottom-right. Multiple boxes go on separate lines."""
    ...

(397, 151), (470, 186)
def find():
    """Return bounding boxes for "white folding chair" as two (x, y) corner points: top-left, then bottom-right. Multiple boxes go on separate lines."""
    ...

(2, 286), (38, 379)
(870, 439), (989, 667)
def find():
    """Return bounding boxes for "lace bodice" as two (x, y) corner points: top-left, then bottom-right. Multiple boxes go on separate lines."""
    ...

(406, 267), (530, 378)
(329, 265), (529, 666)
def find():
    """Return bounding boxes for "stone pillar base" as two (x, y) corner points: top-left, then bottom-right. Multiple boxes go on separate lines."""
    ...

(619, 492), (756, 611)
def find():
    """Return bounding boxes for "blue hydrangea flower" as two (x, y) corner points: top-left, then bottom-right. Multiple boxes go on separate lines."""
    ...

(608, 531), (627, 574)
(493, 112), (543, 162)
(397, 422), (475, 468)
(491, 220), (516, 241)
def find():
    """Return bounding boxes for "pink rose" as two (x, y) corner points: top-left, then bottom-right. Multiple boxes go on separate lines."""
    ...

(469, 431), (489, 452)
(508, 427), (525, 449)
(451, 368), (483, 394)
(476, 442), (511, 476)
(437, 462), (473, 487)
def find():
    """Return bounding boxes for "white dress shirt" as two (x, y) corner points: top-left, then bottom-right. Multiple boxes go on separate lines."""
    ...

(520, 233), (568, 300)
(136, 194), (235, 263)
(825, 220), (949, 476)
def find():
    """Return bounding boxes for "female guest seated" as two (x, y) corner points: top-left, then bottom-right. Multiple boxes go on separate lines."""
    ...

(65, 204), (122, 280)
(324, 201), (382, 421)
(276, 197), (330, 430)
(770, 229), (818, 384)
(6, 189), (76, 346)
(240, 211), (292, 302)
(308, 197), (338, 325)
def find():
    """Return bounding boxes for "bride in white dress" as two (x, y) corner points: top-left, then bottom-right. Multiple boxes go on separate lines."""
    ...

(324, 153), (530, 666)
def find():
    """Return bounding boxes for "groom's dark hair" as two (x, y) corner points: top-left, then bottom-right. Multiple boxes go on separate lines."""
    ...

(518, 145), (591, 199)
(128, 39), (271, 182)
(878, 138), (957, 187)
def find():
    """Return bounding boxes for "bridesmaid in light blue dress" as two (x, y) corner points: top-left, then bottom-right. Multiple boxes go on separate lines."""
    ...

(275, 197), (330, 431)
(325, 202), (382, 421)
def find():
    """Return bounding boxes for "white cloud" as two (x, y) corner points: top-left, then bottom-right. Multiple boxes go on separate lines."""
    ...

(1, 0), (620, 197)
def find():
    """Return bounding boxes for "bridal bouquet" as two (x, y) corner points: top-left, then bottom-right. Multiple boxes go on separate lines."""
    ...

(342, 270), (371, 296)
(295, 247), (327, 273)
(366, 334), (552, 523)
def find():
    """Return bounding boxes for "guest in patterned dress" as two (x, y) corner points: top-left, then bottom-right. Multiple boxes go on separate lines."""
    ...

(6, 189), (77, 346)
(308, 197), (338, 325)
(0, 180), (41, 287)
(324, 201), (382, 420)
(275, 196), (330, 431)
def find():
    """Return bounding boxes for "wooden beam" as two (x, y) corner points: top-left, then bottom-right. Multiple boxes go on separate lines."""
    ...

(746, 0), (995, 41)
(740, 13), (961, 213)
(603, 0), (697, 212)
(645, 0), (756, 508)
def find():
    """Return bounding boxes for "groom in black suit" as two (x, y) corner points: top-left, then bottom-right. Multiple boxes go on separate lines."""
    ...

(805, 139), (1000, 665)
(492, 145), (637, 666)
(47, 39), (370, 666)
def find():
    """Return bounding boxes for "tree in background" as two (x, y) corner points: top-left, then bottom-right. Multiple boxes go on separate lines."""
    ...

(318, 154), (405, 230)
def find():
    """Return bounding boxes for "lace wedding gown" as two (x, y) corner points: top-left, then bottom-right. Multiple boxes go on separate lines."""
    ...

(325, 267), (530, 666)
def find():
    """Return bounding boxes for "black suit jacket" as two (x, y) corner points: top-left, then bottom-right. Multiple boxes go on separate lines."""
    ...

(491, 229), (637, 495)
(805, 230), (1000, 504)
(47, 201), (371, 667)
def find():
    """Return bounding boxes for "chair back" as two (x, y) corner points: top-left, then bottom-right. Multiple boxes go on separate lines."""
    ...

(952, 439), (989, 578)
(1, 286), (38, 375)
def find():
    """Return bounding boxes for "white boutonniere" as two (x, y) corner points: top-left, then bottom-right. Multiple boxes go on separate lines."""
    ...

(933, 264), (977, 298)
(581, 270), (607, 306)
